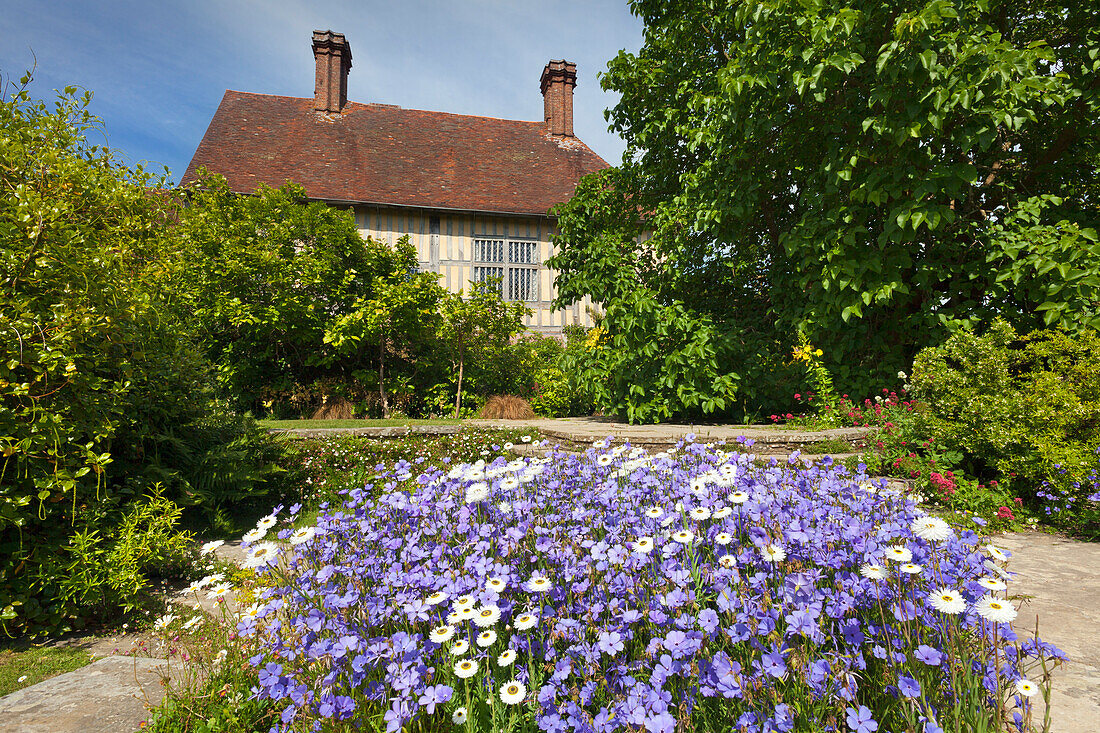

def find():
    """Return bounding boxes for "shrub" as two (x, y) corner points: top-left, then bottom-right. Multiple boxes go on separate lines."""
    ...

(0, 80), (209, 634)
(911, 321), (1100, 507)
(237, 442), (1062, 731)
(478, 395), (536, 420)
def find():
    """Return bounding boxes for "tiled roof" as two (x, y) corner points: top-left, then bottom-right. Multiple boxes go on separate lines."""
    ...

(182, 91), (609, 217)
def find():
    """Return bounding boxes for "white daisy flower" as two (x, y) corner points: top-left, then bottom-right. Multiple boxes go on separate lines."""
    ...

(672, 529), (695, 544)
(255, 515), (277, 531)
(454, 659), (479, 678)
(978, 577), (1008, 592)
(973, 594), (1018, 623)
(465, 482), (489, 503)
(288, 527), (316, 545)
(476, 630), (498, 647)
(527, 576), (552, 593)
(1015, 679), (1039, 697)
(503, 442), (514, 450)
(182, 616), (203, 631)
(453, 595), (475, 608)
(450, 639), (470, 655)
(499, 680), (526, 705)
(986, 544), (1010, 563)
(632, 537), (655, 554)
(715, 532), (733, 545)
(473, 605), (502, 628)
(761, 544), (786, 562)
(928, 588), (966, 615)
(911, 517), (953, 542)
(183, 580), (205, 594)
(154, 614), (176, 631)
(885, 545), (913, 563)
(425, 591), (449, 606)
(242, 527), (266, 543)
(453, 707), (468, 724)
(713, 507), (733, 519)
(860, 563), (887, 580)
(497, 649), (517, 667)
(899, 563), (923, 575)
(597, 454), (614, 466)
(243, 541), (279, 569)
(200, 540), (225, 555)
(660, 516), (676, 528)
(514, 613), (538, 631)
(719, 555), (737, 569)
(486, 578), (507, 593)
(207, 582), (233, 599)
(198, 573), (223, 588)
(690, 507), (712, 521)
(645, 507), (663, 518)
(521, 435), (532, 443)
(455, 605), (477, 621)
(729, 491), (749, 504)
(429, 625), (456, 644)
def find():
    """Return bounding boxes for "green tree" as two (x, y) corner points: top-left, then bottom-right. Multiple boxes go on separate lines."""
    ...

(0, 79), (204, 632)
(165, 172), (378, 410)
(324, 237), (445, 417)
(552, 0), (1100, 420)
(439, 279), (530, 418)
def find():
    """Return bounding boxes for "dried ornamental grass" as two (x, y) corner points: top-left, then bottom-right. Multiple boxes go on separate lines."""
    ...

(239, 439), (1064, 733)
(478, 395), (536, 420)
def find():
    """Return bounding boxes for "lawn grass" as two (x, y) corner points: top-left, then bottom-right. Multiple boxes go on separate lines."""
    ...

(259, 417), (466, 429)
(0, 644), (95, 696)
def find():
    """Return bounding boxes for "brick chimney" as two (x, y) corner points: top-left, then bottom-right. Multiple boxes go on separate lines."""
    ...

(312, 30), (352, 114)
(540, 60), (576, 137)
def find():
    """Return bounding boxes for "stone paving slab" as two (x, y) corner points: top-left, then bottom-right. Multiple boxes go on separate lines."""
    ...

(0, 655), (185, 733)
(998, 532), (1100, 733)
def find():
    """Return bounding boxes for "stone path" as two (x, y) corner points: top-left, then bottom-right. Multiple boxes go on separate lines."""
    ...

(998, 532), (1100, 733)
(0, 655), (186, 732)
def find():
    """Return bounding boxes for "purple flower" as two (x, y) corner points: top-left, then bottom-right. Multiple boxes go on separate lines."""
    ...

(417, 684), (452, 714)
(846, 705), (878, 733)
(898, 675), (921, 698)
(598, 630), (625, 656)
(915, 644), (944, 666)
(761, 649), (787, 679)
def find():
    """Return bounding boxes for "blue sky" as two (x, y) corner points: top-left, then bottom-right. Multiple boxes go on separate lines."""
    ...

(2, 0), (642, 183)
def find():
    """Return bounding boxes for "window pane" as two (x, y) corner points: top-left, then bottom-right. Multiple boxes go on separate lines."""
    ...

(508, 240), (538, 264)
(508, 267), (538, 301)
(473, 239), (504, 262)
(474, 266), (504, 294)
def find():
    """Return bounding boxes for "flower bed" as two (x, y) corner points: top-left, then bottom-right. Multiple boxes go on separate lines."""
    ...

(240, 439), (1062, 732)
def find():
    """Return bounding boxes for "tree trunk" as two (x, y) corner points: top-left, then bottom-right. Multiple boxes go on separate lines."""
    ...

(453, 350), (465, 419)
(378, 337), (390, 418)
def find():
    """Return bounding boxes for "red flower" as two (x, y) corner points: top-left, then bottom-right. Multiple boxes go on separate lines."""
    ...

(997, 506), (1015, 520)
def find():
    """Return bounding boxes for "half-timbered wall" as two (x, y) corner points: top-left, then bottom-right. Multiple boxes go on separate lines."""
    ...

(352, 205), (597, 334)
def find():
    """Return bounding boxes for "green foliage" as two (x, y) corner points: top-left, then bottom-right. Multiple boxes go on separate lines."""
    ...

(53, 489), (196, 622)
(437, 279), (530, 417)
(0, 80), (298, 634)
(554, 290), (740, 423)
(552, 0), (1100, 419)
(323, 235), (446, 418)
(529, 329), (593, 418)
(911, 320), (1100, 496)
(166, 171), (384, 411)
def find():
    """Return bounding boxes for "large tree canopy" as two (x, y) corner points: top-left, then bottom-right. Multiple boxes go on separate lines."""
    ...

(551, 0), (1100, 422)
